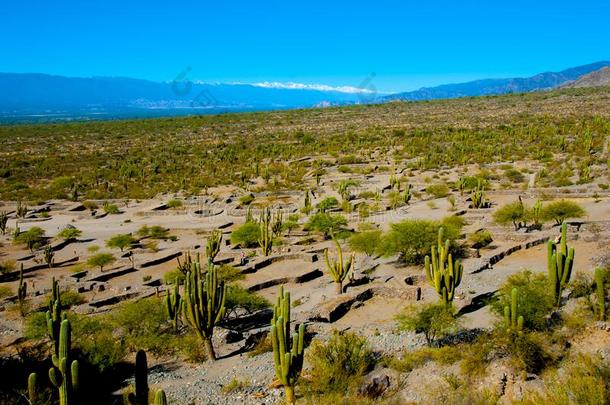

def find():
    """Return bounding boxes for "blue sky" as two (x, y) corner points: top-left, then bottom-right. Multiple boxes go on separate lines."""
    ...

(1, 0), (609, 93)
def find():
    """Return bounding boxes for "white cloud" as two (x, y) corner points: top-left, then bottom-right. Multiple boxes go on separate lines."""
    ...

(250, 81), (375, 94)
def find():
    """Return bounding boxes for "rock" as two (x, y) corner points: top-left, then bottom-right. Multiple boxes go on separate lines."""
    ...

(358, 374), (390, 398)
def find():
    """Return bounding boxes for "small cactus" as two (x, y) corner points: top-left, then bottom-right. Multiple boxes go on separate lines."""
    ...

(470, 179), (489, 208)
(259, 208), (273, 257)
(270, 287), (305, 405)
(155, 390), (168, 405)
(28, 372), (39, 405)
(548, 222), (574, 306)
(323, 237), (354, 295)
(17, 264), (27, 317)
(504, 287), (524, 331)
(272, 210), (284, 238)
(402, 183), (412, 205)
(595, 267), (607, 321)
(165, 282), (182, 332)
(424, 228), (463, 305)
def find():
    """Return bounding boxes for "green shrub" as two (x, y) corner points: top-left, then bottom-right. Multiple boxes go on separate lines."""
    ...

(304, 213), (347, 238)
(103, 203), (120, 214)
(138, 225), (171, 239)
(384, 345), (462, 372)
(164, 269), (185, 285)
(316, 197), (339, 212)
(60, 290), (86, 307)
(217, 265), (244, 282)
(87, 253), (116, 272)
(106, 233), (135, 252)
(231, 221), (261, 247)
(166, 199), (183, 209)
(24, 311), (48, 340)
(71, 314), (126, 372)
(0, 259), (16, 275)
(493, 200), (527, 230)
(14, 226), (45, 250)
(57, 227), (82, 240)
(348, 230), (382, 256)
(225, 285), (270, 314)
(541, 199), (585, 225)
(239, 194), (255, 206)
(426, 183), (449, 198)
(379, 216), (463, 264)
(304, 331), (374, 397)
(490, 270), (555, 330)
(0, 285), (12, 299)
(468, 229), (493, 249)
(396, 303), (458, 347)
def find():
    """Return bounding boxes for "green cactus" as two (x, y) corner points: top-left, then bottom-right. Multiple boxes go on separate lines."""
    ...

(470, 179), (489, 208)
(503, 287), (524, 331)
(531, 199), (543, 226)
(205, 229), (223, 263)
(324, 237), (354, 295)
(245, 206), (254, 223)
(28, 372), (39, 405)
(259, 207), (273, 257)
(47, 277), (66, 356)
(155, 390), (168, 405)
(182, 262), (226, 360)
(270, 287), (305, 405)
(18, 264), (27, 317)
(176, 250), (199, 275)
(303, 190), (312, 214)
(402, 183), (412, 205)
(48, 319), (78, 405)
(389, 174), (399, 191)
(127, 350), (149, 405)
(165, 282), (182, 332)
(424, 227), (463, 305)
(44, 244), (55, 268)
(594, 267), (606, 321)
(457, 177), (466, 196)
(272, 210), (284, 238)
(0, 210), (7, 234)
(547, 222), (574, 306)
(16, 200), (28, 218)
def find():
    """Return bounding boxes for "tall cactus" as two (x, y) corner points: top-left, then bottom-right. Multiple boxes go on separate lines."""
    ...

(259, 208), (273, 257)
(424, 228), (463, 305)
(44, 245), (55, 268)
(47, 277), (66, 356)
(402, 183), (412, 205)
(594, 267), (606, 321)
(182, 262), (226, 360)
(303, 190), (312, 214)
(531, 200), (543, 226)
(18, 264), (27, 317)
(48, 319), (79, 405)
(176, 250), (199, 275)
(127, 350), (149, 405)
(503, 287), (524, 331)
(548, 222), (575, 306)
(457, 177), (466, 196)
(0, 210), (7, 234)
(205, 229), (223, 263)
(165, 282), (182, 332)
(270, 287), (305, 405)
(324, 238), (354, 295)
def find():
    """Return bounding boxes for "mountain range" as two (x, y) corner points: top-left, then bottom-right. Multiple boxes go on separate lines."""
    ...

(1, 61), (609, 123)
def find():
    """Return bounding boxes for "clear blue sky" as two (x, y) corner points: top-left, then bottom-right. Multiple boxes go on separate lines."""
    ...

(1, 0), (609, 92)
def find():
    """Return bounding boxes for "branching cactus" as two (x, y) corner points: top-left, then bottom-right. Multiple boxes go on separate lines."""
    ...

(127, 350), (149, 405)
(176, 250), (199, 275)
(548, 222), (575, 306)
(182, 262), (226, 360)
(270, 287), (305, 405)
(48, 319), (79, 405)
(594, 267), (606, 321)
(324, 238), (354, 295)
(259, 208), (273, 257)
(531, 200), (543, 226)
(272, 210), (284, 238)
(424, 228), (463, 305)
(165, 282), (182, 332)
(504, 287), (524, 331)
(470, 179), (489, 208)
(18, 264), (27, 317)
(205, 229), (223, 263)
(44, 245), (55, 268)
(47, 277), (66, 355)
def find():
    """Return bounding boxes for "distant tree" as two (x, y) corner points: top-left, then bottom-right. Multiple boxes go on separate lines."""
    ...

(541, 200), (585, 225)
(316, 197), (339, 213)
(14, 227), (45, 251)
(230, 222), (261, 248)
(57, 227), (82, 241)
(348, 230), (382, 257)
(396, 303), (457, 347)
(304, 213), (347, 238)
(87, 253), (116, 272)
(106, 234), (135, 252)
(493, 200), (527, 230)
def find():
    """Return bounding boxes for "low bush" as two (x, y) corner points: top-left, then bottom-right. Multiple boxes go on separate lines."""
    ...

(348, 230), (382, 256)
(396, 303), (458, 347)
(304, 213), (347, 238)
(468, 229), (493, 249)
(304, 331), (375, 397)
(225, 285), (270, 314)
(541, 199), (585, 225)
(230, 221), (261, 248)
(426, 183), (450, 198)
(0, 285), (12, 299)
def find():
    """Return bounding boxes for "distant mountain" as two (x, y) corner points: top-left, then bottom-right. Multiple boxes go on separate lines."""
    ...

(0, 73), (370, 123)
(562, 66), (610, 88)
(384, 61), (610, 101)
